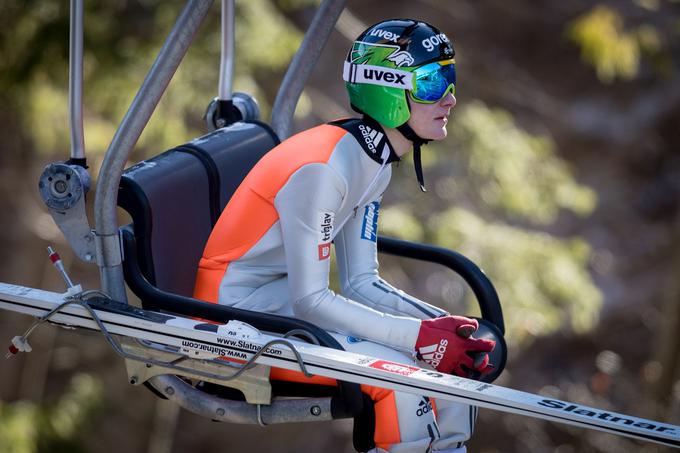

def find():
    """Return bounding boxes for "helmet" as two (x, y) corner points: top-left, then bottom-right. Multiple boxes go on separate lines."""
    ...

(344, 19), (455, 128)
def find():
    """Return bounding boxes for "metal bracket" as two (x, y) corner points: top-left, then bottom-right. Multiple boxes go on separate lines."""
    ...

(204, 93), (261, 131)
(94, 230), (123, 268)
(38, 163), (96, 263)
(120, 337), (273, 405)
(149, 374), (334, 425)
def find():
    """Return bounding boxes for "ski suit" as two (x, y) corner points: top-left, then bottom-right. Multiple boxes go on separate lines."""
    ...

(194, 118), (475, 453)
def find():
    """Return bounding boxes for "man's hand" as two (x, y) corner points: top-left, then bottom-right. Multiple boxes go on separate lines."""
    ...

(415, 316), (495, 377)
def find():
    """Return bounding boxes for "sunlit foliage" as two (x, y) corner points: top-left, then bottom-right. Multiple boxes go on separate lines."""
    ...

(568, 6), (639, 82)
(0, 374), (103, 453)
(567, 5), (666, 83)
(452, 102), (596, 225)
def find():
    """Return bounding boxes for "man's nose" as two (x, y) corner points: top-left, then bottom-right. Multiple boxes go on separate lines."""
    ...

(440, 92), (456, 108)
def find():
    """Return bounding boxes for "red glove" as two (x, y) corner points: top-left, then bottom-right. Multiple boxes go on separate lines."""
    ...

(415, 316), (496, 377)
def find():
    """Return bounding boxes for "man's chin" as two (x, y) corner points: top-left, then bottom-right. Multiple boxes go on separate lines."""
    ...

(428, 127), (448, 141)
(412, 124), (447, 141)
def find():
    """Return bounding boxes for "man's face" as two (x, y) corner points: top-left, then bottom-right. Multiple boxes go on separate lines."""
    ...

(406, 92), (456, 141)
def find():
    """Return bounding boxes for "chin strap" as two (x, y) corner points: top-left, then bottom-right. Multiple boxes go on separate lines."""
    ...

(397, 123), (431, 192)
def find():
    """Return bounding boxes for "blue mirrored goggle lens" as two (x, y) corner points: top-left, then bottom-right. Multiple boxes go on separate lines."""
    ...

(412, 62), (456, 102)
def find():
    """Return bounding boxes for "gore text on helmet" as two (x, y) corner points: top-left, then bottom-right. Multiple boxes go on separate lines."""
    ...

(422, 33), (450, 52)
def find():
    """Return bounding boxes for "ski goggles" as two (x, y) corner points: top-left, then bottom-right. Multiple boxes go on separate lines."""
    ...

(409, 59), (456, 103)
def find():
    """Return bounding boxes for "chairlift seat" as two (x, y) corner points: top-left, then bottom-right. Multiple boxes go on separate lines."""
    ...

(117, 121), (371, 436)
(119, 121), (279, 296)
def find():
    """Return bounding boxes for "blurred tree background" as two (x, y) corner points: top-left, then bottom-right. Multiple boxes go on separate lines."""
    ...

(0, 0), (679, 452)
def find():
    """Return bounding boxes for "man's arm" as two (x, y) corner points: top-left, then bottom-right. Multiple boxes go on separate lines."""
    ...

(274, 164), (421, 351)
(275, 165), (495, 375)
(334, 198), (448, 320)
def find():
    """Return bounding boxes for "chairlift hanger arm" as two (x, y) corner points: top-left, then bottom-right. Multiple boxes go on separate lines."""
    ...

(69, 0), (85, 163)
(218, 0), (235, 101)
(94, 0), (214, 302)
(271, 0), (346, 140)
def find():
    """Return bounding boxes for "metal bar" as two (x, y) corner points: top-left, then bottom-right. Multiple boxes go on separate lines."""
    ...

(94, 0), (214, 302)
(378, 236), (505, 334)
(149, 375), (336, 424)
(69, 0), (85, 160)
(270, 0), (346, 140)
(218, 0), (235, 100)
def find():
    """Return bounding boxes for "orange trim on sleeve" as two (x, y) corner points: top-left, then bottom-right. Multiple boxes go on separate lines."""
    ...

(193, 125), (347, 303)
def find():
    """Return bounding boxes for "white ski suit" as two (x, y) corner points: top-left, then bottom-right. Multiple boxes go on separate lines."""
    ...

(195, 118), (475, 452)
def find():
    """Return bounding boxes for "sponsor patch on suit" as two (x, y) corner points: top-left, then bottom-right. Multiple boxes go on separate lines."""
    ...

(318, 210), (335, 260)
(361, 202), (380, 241)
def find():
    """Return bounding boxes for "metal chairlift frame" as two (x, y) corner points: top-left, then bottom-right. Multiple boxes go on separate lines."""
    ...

(37, 0), (505, 435)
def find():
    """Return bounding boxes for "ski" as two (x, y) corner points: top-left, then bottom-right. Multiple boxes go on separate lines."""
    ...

(0, 282), (678, 449)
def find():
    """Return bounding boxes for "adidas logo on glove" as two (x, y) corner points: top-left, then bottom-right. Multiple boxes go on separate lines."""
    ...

(418, 339), (449, 368)
(414, 316), (495, 376)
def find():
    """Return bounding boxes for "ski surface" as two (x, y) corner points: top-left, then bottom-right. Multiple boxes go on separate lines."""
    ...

(0, 282), (678, 449)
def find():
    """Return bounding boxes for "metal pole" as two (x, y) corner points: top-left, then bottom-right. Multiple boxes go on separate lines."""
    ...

(94, 0), (214, 302)
(69, 0), (85, 160)
(271, 0), (346, 140)
(218, 0), (235, 100)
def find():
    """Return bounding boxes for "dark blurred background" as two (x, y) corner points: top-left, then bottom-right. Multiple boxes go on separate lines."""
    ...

(0, 0), (679, 452)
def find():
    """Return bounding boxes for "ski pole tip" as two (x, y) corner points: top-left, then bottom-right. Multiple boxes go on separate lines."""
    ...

(5, 344), (18, 359)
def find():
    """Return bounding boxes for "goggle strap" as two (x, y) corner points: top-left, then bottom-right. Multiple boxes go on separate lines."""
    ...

(413, 145), (426, 192)
(397, 122), (429, 192)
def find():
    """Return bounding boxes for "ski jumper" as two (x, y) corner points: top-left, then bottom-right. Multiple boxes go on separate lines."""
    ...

(194, 118), (474, 452)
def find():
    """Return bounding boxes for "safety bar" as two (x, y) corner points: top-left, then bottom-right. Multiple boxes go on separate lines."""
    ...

(378, 236), (505, 334)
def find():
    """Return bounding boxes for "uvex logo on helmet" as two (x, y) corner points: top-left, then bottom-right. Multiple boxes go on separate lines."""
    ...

(344, 60), (414, 90)
(362, 68), (407, 86)
(368, 28), (399, 43)
(422, 33), (450, 52)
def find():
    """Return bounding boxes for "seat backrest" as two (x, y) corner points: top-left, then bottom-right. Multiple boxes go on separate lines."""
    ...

(119, 121), (279, 297)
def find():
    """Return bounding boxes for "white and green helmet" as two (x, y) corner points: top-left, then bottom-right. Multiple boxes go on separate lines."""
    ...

(344, 19), (456, 128)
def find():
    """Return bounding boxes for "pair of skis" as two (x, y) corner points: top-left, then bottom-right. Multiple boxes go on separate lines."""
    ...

(0, 281), (678, 449)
